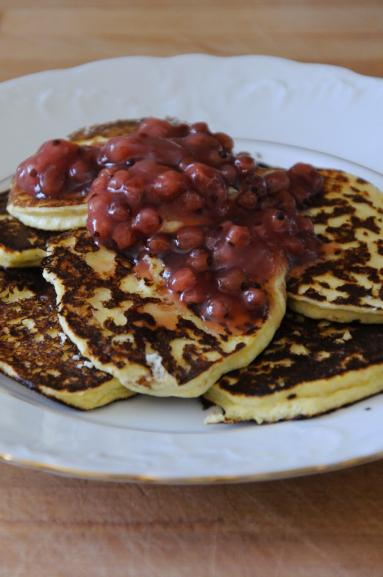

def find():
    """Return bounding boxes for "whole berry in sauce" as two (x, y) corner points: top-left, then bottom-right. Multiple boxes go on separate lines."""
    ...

(217, 268), (246, 294)
(184, 163), (227, 207)
(107, 199), (131, 222)
(242, 288), (267, 311)
(151, 170), (188, 201)
(265, 170), (290, 194)
(169, 267), (197, 292)
(234, 153), (256, 176)
(187, 248), (211, 272)
(178, 191), (205, 212)
(237, 189), (258, 210)
(133, 208), (162, 235)
(201, 297), (230, 322)
(220, 163), (238, 186)
(112, 223), (136, 251)
(175, 226), (205, 251)
(266, 210), (290, 234)
(214, 132), (234, 152)
(181, 286), (206, 305)
(147, 234), (172, 255)
(225, 225), (250, 248)
(190, 122), (209, 133)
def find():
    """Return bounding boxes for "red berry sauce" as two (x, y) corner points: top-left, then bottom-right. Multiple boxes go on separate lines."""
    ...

(15, 118), (323, 328)
(15, 139), (99, 199)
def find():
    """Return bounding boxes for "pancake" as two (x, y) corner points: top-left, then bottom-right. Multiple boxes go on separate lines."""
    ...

(7, 119), (140, 231)
(205, 311), (383, 424)
(43, 229), (287, 398)
(7, 188), (89, 231)
(0, 190), (53, 267)
(0, 266), (132, 409)
(288, 169), (383, 323)
(68, 118), (142, 145)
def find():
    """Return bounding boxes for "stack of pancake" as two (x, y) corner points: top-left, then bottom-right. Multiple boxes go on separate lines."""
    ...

(2, 120), (383, 423)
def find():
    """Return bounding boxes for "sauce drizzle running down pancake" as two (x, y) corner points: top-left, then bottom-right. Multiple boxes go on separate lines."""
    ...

(43, 228), (287, 398)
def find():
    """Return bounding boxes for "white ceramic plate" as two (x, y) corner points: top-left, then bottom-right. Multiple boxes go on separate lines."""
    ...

(1, 55), (383, 483)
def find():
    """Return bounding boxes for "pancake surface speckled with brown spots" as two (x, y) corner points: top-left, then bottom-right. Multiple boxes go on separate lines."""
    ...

(7, 119), (141, 231)
(288, 169), (383, 323)
(205, 311), (383, 423)
(43, 229), (287, 398)
(0, 266), (132, 409)
(0, 190), (53, 267)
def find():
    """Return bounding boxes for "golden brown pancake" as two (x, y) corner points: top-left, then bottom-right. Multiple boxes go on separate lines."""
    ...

(0, 190), (53, 267)
(205, 311), (383, 423)
(0, 266), (132, 409)
(68, 118), (142, 144)
(288, 169), (383, 323)
(43, 229), (287, 398)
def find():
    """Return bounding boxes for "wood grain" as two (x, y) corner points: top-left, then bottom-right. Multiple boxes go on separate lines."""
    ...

(1, 461), (383, 577)
(0, 0), (382, 81)
(1, 1), (383, 575)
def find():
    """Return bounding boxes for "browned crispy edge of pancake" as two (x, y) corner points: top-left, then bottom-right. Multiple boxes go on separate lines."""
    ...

(68, 117), (181, 141)
(0, 268), (114, 397)
(9, 183), (87, 209)
(68, 118), (141, 141)
(0, 192), (8, 214)
(218, 312), (383, 398)
(0, 191), (54, 253)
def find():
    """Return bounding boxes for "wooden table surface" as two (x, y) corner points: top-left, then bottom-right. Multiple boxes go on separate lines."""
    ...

(1, 1), (383, 575)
